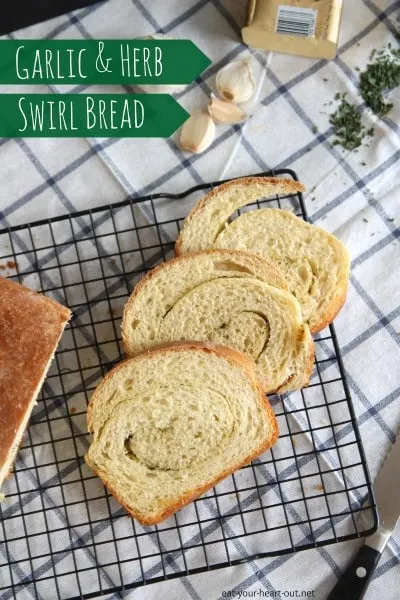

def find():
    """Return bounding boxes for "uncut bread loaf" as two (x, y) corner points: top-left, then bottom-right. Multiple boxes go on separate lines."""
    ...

(85, 342), (278, 525)
(122, 250), (314, 393)
(0, 277), (71, 488)
(176, 177), (351, 333)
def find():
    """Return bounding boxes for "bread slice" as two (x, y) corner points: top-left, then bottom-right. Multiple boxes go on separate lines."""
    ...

(85, 342), (278, 525)
(0, 277), (71, 488)
(122, 250), (314, 393)
(176, 177), (350, 332)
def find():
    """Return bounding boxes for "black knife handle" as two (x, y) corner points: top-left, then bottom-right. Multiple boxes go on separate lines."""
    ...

(327, 544), (381, 600)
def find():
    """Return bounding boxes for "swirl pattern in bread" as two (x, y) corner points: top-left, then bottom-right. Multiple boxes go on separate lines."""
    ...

(175, 177), (350, 332)
(122, 250), (314, 393)
(85, 342), (278, 525)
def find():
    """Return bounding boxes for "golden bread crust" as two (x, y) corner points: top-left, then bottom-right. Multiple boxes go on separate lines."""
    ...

(0, 277), (71, 484)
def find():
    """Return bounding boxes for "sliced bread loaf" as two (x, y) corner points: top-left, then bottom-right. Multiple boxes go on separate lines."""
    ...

(176, 177), (350, 332)
(122, 250), (314, 393)
(85, 342), (278, 525)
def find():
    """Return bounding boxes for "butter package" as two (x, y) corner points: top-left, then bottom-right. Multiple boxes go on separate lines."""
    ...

(242, 0), (344, 60)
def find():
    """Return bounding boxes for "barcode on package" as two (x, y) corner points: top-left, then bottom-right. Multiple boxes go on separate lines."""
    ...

(276, 5), (317, 37)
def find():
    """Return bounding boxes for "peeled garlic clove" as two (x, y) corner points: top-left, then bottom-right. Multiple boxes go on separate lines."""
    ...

(208, 94), (247, 124)
(138, 33), (185, 94)
(180, 111), (216, 154)
(138, 83), (184, 94)
(141, 33), (171, 40)
(216, 58), (256, 104)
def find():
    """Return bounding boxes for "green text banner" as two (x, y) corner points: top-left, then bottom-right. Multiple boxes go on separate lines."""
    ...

(0, 94), (189, 137)
(0, 40), (211, 85)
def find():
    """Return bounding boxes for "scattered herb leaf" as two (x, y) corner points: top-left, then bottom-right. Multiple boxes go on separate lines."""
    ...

(361, 161), (367, 166)
(312, 125), (318, 134)
(362, 218), (368, 222)
(329, 94), (366, 150)
(328, 44), (400, 150)
(387, 217), (395, 222)
(359, 47), (400, 116)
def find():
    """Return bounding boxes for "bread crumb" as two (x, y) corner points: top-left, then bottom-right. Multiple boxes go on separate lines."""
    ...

(69, 407), (77, 415)
(315, 484), (324, 492)
(249, 124), (265, 133)
(0, 261), (17, 270)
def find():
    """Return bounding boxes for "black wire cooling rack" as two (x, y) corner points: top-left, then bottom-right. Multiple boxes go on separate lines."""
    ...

(0, 169), (377, 600)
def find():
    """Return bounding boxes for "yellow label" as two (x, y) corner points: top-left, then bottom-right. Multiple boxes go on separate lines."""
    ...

(242, 0), (344, 59)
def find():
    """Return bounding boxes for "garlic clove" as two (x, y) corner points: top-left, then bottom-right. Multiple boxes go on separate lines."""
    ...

(180, 111), (216, 154)
(216, 58), (256, 104)
(137, 33), (185, 94)
(208, 94), (248, 124)
(138, 83), (184, 94)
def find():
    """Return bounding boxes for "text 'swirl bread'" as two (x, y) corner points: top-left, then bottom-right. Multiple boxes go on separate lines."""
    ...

(122, 250), (313, 393)
(85, 342), (278, 525)
(0, 277), (71, 487)
(176, 177), (351, 332)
